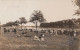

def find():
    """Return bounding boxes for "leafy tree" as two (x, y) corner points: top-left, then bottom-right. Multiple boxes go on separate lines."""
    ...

(2, 21), (14, 27)
(19, 17), (27, 29)
(30, 10), (46, 34)
(13, 20), (19, 26)
(2, 21), (19, 27)
(75, 18), (80, 27)
(73, 0), (80, 28)
(6, 22), (13, 27)
(67, 20), (75, 28)
(73, 0), (80, 15)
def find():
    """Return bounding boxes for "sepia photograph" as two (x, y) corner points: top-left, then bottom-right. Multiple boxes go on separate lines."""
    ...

(0, 0), (80, 50)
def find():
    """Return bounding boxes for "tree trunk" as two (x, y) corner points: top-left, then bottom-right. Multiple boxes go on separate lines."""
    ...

(35, 21), (38, 35)
(21, 24), (22, 29)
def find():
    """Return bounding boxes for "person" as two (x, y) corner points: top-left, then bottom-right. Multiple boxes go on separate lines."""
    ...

(39, 34), (45, 41)
(14, 29), (16, 34)
(8, 29), (10, 32)
(73, 30), (77, 37)
(4, 28), (7, 33)
(70, 30), (74, 37)
(34, 35), (40, 41)
(54, 30), (57, 36)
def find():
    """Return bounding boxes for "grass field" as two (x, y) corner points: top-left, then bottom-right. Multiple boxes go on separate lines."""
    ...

(0, 28), (80, 50)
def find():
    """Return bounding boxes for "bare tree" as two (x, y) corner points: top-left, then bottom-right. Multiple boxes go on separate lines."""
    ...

(19, 17), (27, 29)
(30, 10), (46, 35)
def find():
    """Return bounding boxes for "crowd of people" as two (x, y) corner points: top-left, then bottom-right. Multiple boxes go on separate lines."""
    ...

(2, 27), (80, 41)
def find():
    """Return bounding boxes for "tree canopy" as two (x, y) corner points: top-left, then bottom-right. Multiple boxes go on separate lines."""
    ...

(3, 21), (19, 27)
(30, 10), (46, 24)
(74, 0), (80, 15)
(19, 17), (27, 24)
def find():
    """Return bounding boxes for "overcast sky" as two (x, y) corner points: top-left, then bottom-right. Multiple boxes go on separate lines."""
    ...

(0, 0), (79, 24)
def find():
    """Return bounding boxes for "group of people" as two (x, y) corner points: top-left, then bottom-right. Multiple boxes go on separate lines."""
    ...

(2, 27), (80, 41)
(34, 29), (80, 41)
(40, 29), (80, 37)
(3, 28), (17, 33)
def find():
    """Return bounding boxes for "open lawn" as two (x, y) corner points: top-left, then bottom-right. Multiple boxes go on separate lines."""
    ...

(0, 28), (80, 50)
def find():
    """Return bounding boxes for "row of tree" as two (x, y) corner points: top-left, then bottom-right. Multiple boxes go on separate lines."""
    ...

(2, 17), (27, 28)
(40, 18), (80, 28)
